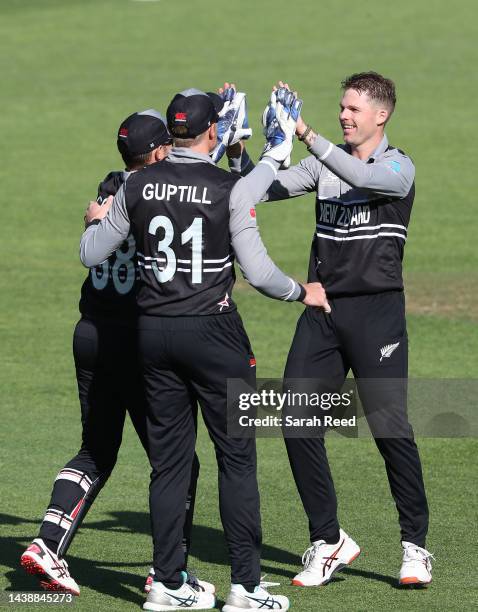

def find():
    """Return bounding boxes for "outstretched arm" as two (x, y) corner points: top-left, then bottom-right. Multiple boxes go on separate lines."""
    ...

(295, 116), (415, 197)
(228, 145), (320, 202)
(229, 161), (330, 310)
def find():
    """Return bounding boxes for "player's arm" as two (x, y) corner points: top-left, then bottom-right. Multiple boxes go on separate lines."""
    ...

(300, 129), (415, 197)
(228, 144), (320, 202)
(229, 163), (330, 310)
(79, 184), (130, 268)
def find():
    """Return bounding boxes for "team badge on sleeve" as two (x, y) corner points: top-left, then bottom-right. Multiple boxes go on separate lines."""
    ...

(386, 160), (401, 173)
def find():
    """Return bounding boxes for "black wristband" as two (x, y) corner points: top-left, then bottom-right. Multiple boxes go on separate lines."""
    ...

(85, 219), (101, 228)
(298, 125), (312, 142)
(297, 283), (307, 302)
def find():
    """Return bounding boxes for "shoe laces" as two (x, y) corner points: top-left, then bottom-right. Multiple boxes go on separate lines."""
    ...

(301, 541), (325, 569)
(403, 544), (434, 563)
(183, 571), (203, 592)
(45, 546), (70, 577)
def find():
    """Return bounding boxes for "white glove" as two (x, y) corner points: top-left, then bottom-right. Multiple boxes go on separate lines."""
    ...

(211, 87), (252, 163)
(261, 88), (302, 168)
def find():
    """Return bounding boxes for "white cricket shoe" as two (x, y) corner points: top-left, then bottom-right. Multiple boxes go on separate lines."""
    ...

(222, 584), (289, 611)
(143, 579), (215, 611)
(144, 569), (215, 594)
(399, 541), (433, 586)
(292, 529), (361, 587)
(20, 538), (80, 596)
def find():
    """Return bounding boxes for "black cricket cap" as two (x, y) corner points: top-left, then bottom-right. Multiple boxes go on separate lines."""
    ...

(117, 109), (171, 157)
(166, 88), (224, 139)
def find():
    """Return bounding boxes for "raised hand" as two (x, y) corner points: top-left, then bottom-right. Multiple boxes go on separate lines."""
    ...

(261, 86), (303, 167)
(211, 82), (252, 163)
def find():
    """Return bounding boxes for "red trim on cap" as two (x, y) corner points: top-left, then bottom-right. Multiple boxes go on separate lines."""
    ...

(119, 128), (128, 137)
(175, 112), (187, 122)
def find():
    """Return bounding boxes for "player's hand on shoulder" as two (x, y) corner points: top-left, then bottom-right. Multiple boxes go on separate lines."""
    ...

(84, 195), (113, 226)
(301, 282), (331, 313)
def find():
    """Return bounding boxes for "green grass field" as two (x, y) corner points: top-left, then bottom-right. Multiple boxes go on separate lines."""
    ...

(1, 0), (477, 610)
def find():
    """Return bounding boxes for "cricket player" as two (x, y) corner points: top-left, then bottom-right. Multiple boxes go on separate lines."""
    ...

(229, 73), (432, 587)
(80, 86), (329, 612)
(20, 110), (207, 596)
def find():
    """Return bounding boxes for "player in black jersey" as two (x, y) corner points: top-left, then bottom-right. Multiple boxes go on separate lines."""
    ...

(80, 87), (329, 612)
(229, 75), (431, 588)
(21, 110), (208, 596)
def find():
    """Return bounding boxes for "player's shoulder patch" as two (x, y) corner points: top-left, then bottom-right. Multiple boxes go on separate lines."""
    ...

(379, 146), (416, 190)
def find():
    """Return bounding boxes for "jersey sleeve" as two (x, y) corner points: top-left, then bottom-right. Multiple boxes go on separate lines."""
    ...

(80, 184), (131, 268)
(96, 171), (122, 204)
(229, 161), (301, 301)
(309, 134), (415, 197)
(229, 148), (320, 202)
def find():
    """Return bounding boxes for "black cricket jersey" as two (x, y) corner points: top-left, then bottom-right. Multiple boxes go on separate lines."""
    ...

(309, 163), (414, 296)
(124, 160), (241, 316)
(79, 170), (138, 321)
(304, 136), (415, 297)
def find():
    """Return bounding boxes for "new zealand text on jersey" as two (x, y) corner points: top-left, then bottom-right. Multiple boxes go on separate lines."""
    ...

(143, 183), (211, 204)
(319, 201), (371, 227)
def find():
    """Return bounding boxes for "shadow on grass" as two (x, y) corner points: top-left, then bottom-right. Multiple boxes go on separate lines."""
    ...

(344, 568), (430, 591)
(0, 533), (144, 605)
(342, 566), (398, 587)
(1, 512), (398, 597)
(0, 511), (297, 597)
(83, 511), (299, 571)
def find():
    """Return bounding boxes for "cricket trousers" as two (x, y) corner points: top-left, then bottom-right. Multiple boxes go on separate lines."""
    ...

(284, 291), (429, 547)
(138, 311), (261, 589)
(39, 316), (200, 559)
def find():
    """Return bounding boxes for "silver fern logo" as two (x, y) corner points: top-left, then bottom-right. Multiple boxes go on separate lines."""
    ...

(379, 342), (400, 362)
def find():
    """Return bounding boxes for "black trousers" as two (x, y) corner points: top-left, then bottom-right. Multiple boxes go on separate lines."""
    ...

(39, 317), (199, 558)
(138, 311), (261, 588)
(284, 291), (429, 547)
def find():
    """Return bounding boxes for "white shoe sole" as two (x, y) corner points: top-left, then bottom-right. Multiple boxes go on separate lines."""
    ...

(223, 605), (289, 612)
(143, 599), (215, 611)
(399, 576), (432, 586)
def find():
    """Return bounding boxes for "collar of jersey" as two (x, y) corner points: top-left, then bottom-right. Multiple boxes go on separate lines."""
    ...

(168, 147), (215, 165)
(342, 134), (389, 163)
(367, 134), (389, 162)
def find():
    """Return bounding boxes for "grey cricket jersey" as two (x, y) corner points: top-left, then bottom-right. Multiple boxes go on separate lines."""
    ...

(230, 134), (415, 296)
(80, 149), (302, 315)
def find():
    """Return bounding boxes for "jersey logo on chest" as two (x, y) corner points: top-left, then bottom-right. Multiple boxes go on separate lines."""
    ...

(318, 202), (371, 227)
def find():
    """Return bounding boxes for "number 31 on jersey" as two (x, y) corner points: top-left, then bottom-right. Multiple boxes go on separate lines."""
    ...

(149, 215), (203, 284)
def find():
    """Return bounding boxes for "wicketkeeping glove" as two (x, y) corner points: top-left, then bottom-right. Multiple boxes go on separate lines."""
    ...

(210, 87), (252, 163)
(261, 87), (302, 168)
